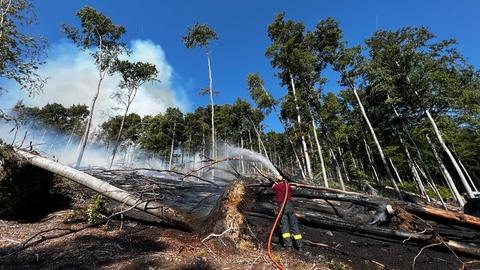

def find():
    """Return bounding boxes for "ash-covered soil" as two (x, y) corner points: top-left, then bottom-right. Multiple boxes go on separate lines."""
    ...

(0, 203), (326, 270)
(1, 199), (479, 270)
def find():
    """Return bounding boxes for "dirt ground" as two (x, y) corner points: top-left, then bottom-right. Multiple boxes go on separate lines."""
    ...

(1, 200), (479, 270)
(0, 203), (326, 270)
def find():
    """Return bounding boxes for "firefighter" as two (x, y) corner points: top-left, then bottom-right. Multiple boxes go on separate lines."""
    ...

(272, 175), (303, 251)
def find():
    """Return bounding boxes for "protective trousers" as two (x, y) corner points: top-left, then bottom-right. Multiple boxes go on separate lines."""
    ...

(280, 201), (302, 248)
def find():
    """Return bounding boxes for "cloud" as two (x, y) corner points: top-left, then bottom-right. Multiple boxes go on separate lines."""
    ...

(1, 39), (190, 126)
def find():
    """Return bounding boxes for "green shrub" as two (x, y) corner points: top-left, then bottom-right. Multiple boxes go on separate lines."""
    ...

(426, 185), (453, 200)
(328, 260), (352, 270)
(86, 194), (108, 224)
(398, 182), (418, 193)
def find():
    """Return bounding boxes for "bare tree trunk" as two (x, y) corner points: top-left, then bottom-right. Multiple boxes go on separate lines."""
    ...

(415, 157), (446, 209)
(289, 73), (313, 179)
(252, 123), (270, 161)
(346, 137), (358, 170)
(310, 110), (328, 186)
(76, 76), (103, 168)
(274, 109), (306, 180)
(240, 136), (245, 174)
(389, 158), (403, 184)
(206, 53), (215, 162)
(259, 82), (305, 178)
(426, 135), (465, 206)
(109, 104), (130, 169)
(339, 147), (350, 183)
(76, 35), (106, 168)
(459, 159), (478, 192)
(206, 53), (216, 179)
(60, 125), (77, 162)
(329, 148), (345, 191)
(168, 120), (177, 170)
(413, 161), (431, 202)
(399, 136), (429, 200)
(350, 85), (400, 198)
(425, 110), (474, 199)
(0, 0), (12, 40)
(406, 132), (447, 207)
(363, 138), (380, 184)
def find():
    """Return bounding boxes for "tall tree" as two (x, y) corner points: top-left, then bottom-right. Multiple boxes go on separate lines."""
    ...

(62, 6), (126, 167)
(0, 0), (46, 96)
(364, 27), (479, 199)
(247, 73), (306, 179)
(333, 45), (402, 199)
(266, 13), (314, 179)
(182, 23), (218, 161)
(108, 60), (158, 168)
(305, 17), (344, 186)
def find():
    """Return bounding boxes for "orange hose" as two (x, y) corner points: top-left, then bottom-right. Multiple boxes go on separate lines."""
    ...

(267, 181), (289, 270)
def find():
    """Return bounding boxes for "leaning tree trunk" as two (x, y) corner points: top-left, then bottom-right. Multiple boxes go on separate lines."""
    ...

(76, 74), (104, 168)
(405, 131), (445, 208)
(309, 107), (328, 187)
(329, 148), (345, 191)
(10, 147), (193, 231)
(109, 103), (131, 169)
(458, 159), (478, 192)
(363, 138), (380, 184)
(168, 120), (177, 170)
(389, 158), (403, 184)
(338, 147), (350, 183)
(425, 110), (474, 199)
(399, 136), (429, 200)
(426, 135), (465, 207)
(350, 85), (401, 199)
(252, 122), (270, 162)
(273, 107), (306, 180)
(289, 73), (313, 179)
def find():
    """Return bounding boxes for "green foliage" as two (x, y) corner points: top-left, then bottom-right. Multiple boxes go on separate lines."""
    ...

(247, 73), (276, 113)
(85, 194), (108, 225)
(328, 260), (352, 270)
(62, 6), (126, 73)
(397, 182), (418, 194)
(425, 185), (453, 200)
(317, 255), (352, 270)
(139, 108), (185, 153)
(182, 23), (218, 50)
(62, 6), (126, 50)
(12, 102), (89, 135)
(0, 0), (47, 95)
(100, 113), (142, 143)
(112, 60), (158, 92)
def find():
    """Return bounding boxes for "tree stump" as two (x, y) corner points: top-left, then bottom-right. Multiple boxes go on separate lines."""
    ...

(201, 179), (255, 250)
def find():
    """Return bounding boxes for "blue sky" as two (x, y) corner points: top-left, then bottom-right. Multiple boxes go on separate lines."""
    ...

(3, 0), (480, 131)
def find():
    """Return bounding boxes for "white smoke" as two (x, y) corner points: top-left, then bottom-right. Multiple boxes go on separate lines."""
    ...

(1, 39), (190, 126)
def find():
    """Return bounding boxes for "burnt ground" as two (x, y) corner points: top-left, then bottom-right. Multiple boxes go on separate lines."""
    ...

(0, 209), (324, 270)
(1, 201), (479, 270)
(248, 215), (480, 270)
(1, 167), (479, 269)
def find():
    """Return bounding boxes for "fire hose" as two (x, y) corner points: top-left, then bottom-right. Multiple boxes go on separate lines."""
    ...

(267, 178), (289, 270)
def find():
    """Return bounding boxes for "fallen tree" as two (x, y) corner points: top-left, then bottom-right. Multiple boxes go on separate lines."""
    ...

(0, 145), (194, 231)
